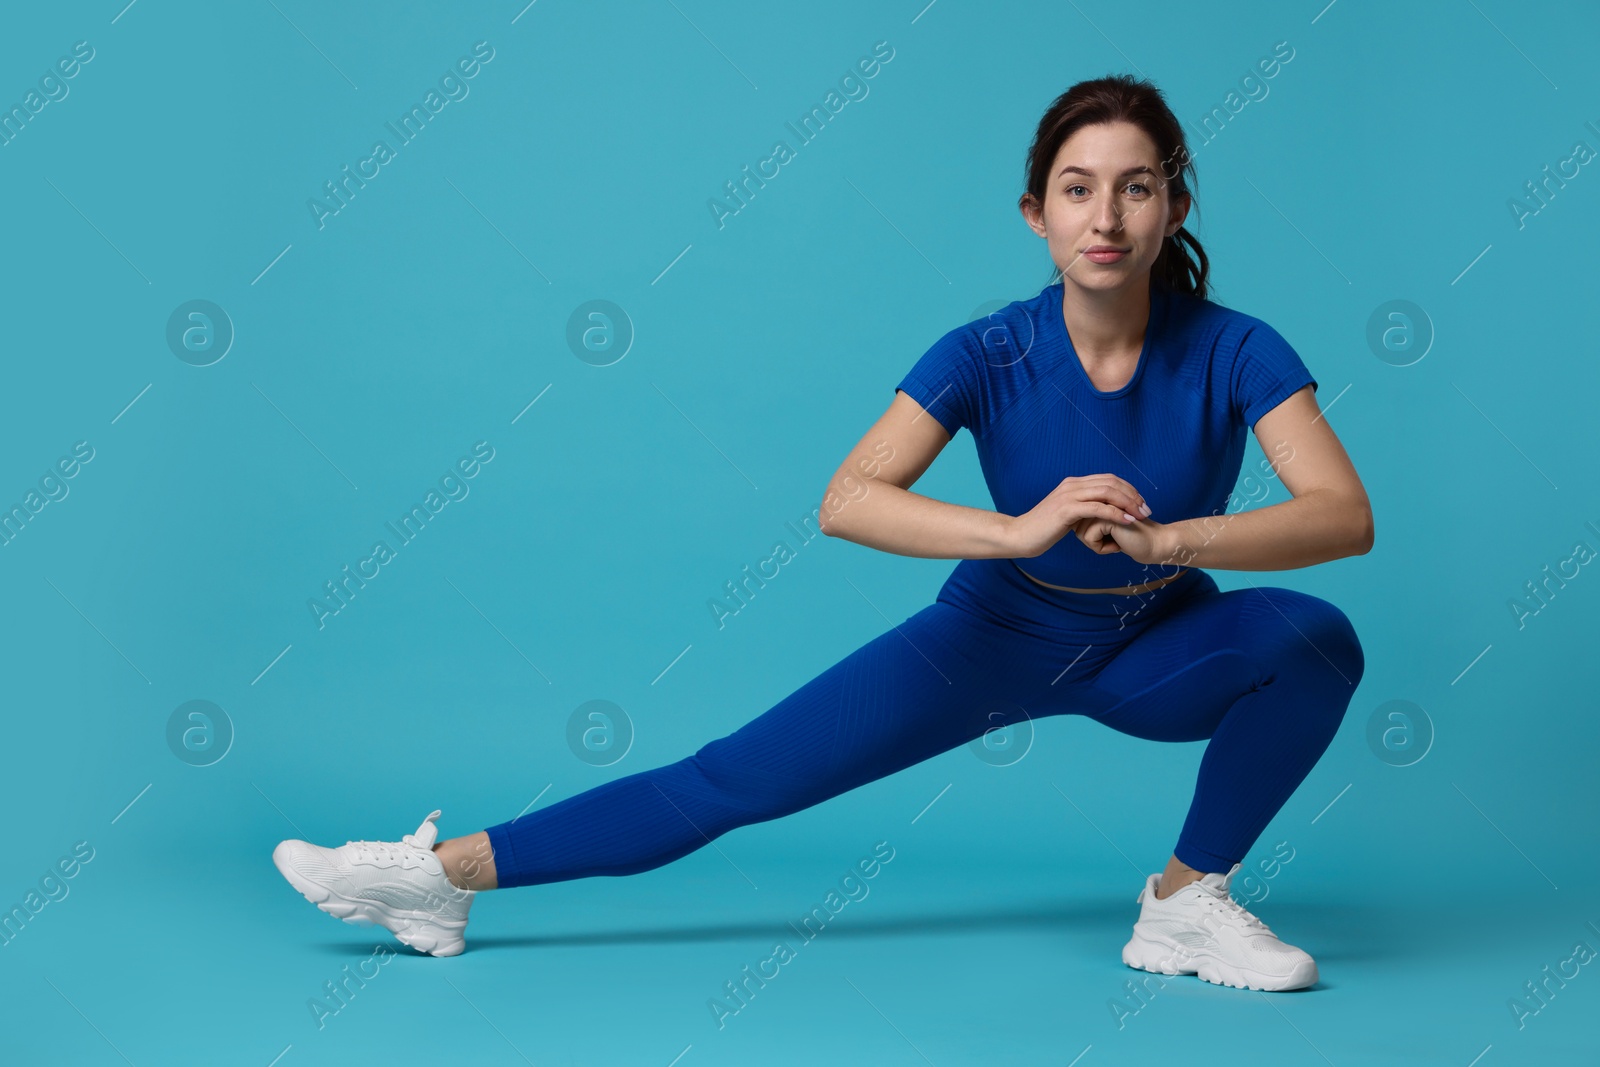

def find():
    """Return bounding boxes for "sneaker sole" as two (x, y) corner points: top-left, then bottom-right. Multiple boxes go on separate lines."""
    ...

(1121, 931), (1317, 992)
(272, 844), (468, 958)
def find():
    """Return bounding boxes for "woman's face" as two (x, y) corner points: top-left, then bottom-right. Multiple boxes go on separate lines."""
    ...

(1023, 121), (1189, 295)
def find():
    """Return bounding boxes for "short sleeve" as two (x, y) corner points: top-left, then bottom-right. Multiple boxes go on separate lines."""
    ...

(895, 324), (983, 438)
(1232, 320), (1318, 429)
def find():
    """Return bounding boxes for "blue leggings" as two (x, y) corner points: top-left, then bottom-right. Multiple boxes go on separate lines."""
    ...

(484, 557), (1364, 887)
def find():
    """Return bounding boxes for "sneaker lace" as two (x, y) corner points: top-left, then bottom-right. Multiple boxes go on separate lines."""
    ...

(346, 837), (421, 863)
(1195, 882), (1272, 934)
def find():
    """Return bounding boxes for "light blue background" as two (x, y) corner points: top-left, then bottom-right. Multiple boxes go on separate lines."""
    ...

(2, 1), (1596, 1064)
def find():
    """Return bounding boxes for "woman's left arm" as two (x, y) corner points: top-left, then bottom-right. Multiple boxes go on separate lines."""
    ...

(1154, 385), (1374, 571)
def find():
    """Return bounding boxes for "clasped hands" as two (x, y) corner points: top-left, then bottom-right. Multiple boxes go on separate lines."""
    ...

(1005, 473), (1179, 566)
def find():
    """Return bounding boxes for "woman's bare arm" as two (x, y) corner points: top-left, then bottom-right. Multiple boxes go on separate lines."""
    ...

(1155, 386), (1374, 570)
(817, 392), (1012, 558)
(818, 390), (1147, 560)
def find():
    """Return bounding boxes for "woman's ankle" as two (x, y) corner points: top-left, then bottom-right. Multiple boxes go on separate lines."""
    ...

(1154, 854), (1203, 900)
(434, 833), (500, 891)
(1154, 871), (1201, 900)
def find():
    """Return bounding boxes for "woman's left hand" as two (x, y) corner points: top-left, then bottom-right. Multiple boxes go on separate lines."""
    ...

(1071, 514), (1174, 566)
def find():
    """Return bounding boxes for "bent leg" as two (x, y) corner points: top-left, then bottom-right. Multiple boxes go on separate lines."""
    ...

(483, 601), (1042, 889)
(1077, 581), (1365, 873)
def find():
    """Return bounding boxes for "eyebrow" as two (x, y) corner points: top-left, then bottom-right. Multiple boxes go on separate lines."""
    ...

(1056, 165), (1157, 178)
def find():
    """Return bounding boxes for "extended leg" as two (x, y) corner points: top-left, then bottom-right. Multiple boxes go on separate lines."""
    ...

(475, 600), (1045, 890)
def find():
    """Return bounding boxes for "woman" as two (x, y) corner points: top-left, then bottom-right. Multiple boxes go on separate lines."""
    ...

(273, 75), (1371, 993)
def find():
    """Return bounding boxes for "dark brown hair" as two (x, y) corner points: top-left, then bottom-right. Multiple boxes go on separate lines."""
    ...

(1019, 74), (1209, 300)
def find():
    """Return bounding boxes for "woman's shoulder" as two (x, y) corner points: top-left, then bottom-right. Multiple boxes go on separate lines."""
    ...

(969, 286), (1054, 362)
(1164, 286), (1284, 354)
(914, 286), (1053, 367)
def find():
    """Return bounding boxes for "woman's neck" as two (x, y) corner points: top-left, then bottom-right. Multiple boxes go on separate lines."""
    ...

(1060, 278), (1152, 359)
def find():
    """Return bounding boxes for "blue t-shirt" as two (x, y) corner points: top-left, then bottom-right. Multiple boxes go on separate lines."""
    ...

(895, 279), (1318, 588)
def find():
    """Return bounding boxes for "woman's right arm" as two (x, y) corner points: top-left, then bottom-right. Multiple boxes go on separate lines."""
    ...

(817, 391), (1150, 560)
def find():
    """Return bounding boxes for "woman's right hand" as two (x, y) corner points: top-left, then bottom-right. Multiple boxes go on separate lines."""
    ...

(1005, 474), (1152, 559)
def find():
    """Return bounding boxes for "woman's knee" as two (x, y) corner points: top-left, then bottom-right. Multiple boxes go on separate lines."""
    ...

(1256, 588), (1365, 685)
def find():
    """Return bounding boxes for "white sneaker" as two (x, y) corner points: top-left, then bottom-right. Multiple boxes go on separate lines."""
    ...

(272, 809), (476, 957)
(1121, 862), (1318, 991)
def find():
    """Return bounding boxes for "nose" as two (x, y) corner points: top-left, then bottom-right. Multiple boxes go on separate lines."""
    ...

(1095, 197), (1123, 234)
